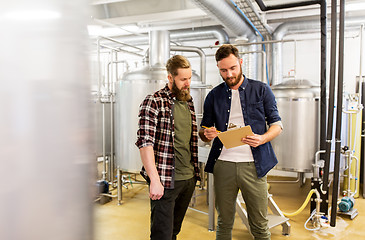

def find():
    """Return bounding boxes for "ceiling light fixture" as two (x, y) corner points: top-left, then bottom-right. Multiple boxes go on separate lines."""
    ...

(2, 9), (61, 20)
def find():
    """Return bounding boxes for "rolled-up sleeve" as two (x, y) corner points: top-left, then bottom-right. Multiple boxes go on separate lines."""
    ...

(263, 84), (281, 125)
(135, 95), (158, 149)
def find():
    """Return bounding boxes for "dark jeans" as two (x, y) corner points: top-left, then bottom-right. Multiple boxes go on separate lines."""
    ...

(150, 177), (196, 240)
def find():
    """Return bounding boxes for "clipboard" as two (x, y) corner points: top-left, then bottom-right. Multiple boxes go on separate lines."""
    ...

(217, 125), (254, 149)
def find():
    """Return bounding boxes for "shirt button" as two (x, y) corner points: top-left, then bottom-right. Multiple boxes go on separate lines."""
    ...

(226, 123), (228, 125)
(227, 110), (230, 112)
(219, 148), (222, 150)
(229, 97), (231, 99)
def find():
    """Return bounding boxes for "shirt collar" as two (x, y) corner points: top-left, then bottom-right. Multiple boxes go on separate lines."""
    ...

(163, 84), (174, 99)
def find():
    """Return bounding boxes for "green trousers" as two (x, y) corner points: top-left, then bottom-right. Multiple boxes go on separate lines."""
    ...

(213, 160), (270, 240)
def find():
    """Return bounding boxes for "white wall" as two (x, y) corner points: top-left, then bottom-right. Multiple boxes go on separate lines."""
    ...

(281, 28), (364, 94)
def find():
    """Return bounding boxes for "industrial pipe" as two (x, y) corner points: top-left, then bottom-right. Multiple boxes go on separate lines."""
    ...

(192, 0), (256, 40)
(320, 0), (327, 154)
(240, 50), (267, 83)
(322, 0), (338, 194)
(330, 0), (346, 227)
(105, 26), (230, 46)
(170, 45), (206, 84)
(361, 24), (365, 199)
(149, 30), (170, 69)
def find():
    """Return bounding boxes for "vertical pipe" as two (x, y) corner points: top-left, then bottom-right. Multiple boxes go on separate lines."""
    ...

(320, 0), (327, 155)
(97, 38), (102, 99)
(363, 79), (365, 198)
(170, 45), (206, 84)
(117, 167), (122, 205)
(149, 30), (170, 69)
(102, 103), (107, 180)
(330, 0), (345, 227)
(322, 0), (337, 193)
(110, 52), (117, 183)
(110, 94), (114, 183)
(272, 41), (282, 85)
(294, 40), (297, 78)
(357, 27), (363, 196)
(359, 25), (363, 96)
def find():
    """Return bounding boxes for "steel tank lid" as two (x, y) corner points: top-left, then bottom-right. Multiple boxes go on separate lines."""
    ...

(119, 66), (168, 82)
(271, 79), (319, 89)
(271, 79), (320, 98)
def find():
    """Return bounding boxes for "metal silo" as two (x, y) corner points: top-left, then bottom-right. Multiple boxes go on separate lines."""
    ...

(271, 79), (320, 172)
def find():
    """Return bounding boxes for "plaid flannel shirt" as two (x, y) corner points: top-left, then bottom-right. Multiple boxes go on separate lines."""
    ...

(135, 84), (200, 189)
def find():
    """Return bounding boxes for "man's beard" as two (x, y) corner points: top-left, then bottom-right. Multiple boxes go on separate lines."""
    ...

(172, 80), (191, 101)
(222, 67), (242, 87)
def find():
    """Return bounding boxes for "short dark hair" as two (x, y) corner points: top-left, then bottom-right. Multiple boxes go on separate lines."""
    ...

(215, 44), (240, 62)
(166, 55), (191, 77)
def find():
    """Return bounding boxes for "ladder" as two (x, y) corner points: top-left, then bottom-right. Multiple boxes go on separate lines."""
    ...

(236, 193), (290, 236)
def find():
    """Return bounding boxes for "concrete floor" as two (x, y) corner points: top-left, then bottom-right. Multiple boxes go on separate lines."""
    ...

(94, 176), (365, 240)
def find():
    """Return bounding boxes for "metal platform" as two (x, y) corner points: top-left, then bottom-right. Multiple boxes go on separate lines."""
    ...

(236, 194), (291, 236)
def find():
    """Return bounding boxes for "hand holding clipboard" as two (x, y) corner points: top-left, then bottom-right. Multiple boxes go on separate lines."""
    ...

(217, 125), (254, 149)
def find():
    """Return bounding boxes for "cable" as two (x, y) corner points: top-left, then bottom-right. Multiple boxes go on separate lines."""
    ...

(281, 189), (316, 217)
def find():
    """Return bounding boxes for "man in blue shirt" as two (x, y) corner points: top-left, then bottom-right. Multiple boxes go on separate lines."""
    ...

(199, 44), (282, 240)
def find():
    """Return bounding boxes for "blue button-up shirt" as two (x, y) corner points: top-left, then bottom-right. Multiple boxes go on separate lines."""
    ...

(201, 76), (281, 178)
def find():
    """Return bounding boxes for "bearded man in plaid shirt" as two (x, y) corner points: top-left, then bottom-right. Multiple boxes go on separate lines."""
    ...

(136, 55), (200, 240)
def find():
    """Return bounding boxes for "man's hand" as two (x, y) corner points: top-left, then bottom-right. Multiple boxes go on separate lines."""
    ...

(139, 146), (164, 200)
(203, 127), (219, 141)
(241, 125), (282, 148)
(149, 180), (164, 200)
(241, 134), (266, 148)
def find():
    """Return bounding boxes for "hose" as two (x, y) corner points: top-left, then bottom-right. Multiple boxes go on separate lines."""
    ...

(281, 189), (317, 217)
(304, 209), (321, 231)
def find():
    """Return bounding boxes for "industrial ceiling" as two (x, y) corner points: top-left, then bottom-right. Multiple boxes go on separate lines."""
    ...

(90, 0), (365, 40)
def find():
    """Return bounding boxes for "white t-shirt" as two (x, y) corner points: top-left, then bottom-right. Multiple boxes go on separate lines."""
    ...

(219, 89), (254, 162)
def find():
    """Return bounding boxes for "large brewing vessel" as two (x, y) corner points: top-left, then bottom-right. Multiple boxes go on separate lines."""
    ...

(114, 31), (204, 171)
(115, 31), (169, 172)
(115, 67), (167, 171)
(271, 79), (320, 172)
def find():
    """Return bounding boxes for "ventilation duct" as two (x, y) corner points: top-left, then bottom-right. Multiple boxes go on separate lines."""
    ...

(149, 30), (170, 69)
(110, 26), (229, 45)
(192, 0), (261, 79)
(192, 0), (256, 40)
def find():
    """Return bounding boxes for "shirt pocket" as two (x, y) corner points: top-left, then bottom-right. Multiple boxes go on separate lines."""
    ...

(248, 101), (265, 120)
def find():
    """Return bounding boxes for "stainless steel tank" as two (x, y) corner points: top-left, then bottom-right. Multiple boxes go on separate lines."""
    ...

(115, 30), (171, 172)
(271, 79), (320, 172)
(115, 30), (205, 172)
(94, 100), (112, 156)
(190, 70), (206, 147)
(115, 69), (204, 171)
(115, 66), (167, 171)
